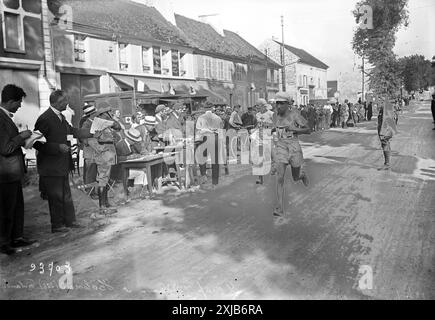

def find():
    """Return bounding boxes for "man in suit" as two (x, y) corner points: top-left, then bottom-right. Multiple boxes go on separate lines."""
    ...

(33, 90), (92, 233)
(0, 84), (36, 255)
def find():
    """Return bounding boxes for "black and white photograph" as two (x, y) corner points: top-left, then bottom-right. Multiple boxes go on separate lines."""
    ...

(0, 0), (434, 305)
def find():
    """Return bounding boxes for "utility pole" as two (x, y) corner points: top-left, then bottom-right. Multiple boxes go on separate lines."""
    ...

(264, 48), (269, 100)
(361, 56), (364, 102)
(281, 15), (286, 92)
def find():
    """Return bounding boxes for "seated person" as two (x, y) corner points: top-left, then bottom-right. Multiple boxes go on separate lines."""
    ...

(115, 127), (149, 197)
(143, 116), (161, 152)
(143, 116), (165, 188)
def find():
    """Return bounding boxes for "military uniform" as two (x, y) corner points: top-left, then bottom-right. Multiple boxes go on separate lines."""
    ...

(377, 108), (392, 169)
(339, 104), (349, 128)
(88, 124), (118, 187)
(85, 105), (121, 213)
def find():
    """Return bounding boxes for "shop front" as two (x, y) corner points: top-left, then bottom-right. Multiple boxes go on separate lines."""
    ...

(58, 67), (105, 126)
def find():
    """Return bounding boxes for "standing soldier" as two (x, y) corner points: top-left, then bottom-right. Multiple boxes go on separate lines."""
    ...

(339, 103), (349, 129)
(377, 98), (396, 171)
(87, 104), (121, 214)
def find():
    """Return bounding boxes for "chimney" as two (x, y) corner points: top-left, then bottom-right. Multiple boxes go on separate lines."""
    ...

(199, 14), (225, 37)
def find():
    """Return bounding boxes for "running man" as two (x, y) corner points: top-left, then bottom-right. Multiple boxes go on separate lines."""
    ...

(272, 93), (311, 216)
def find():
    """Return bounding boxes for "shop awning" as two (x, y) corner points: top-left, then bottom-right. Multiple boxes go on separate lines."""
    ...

(111, 74), (161, 92)
(56, 66), (106, 76)
(195, 88), (228, 104)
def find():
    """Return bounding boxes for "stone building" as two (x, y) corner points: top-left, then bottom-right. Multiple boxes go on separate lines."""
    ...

(48, 0), (197, 125)
(175, 14), (281, 109)
(258, 39), (329, 105)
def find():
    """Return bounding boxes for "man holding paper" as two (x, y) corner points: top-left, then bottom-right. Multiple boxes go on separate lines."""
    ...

(85, 103), (121, 214)
(33, 90), (93, 233)
(0, 84), (36, 255)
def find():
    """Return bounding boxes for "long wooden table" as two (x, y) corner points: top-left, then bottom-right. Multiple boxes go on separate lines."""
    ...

(119, 153), (182, 197)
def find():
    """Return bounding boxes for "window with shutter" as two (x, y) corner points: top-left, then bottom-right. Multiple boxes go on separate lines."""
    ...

(218, 61), (224, 80)
(74, 35), (86, 62)
(119, 43), (128, 71)
(162, 49), (171, 75)
(180, 52), (187, 76)
(153, 47), (161, 74)
(142, 46), (151, 73)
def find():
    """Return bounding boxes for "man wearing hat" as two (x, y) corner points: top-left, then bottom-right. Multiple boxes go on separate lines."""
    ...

(140, 115), (166, 189)
(86, 102), (121, 213)
(271, 92), (311, 216)
(79, 103), (98, 195)
(141, 116), (159, 151)
(115, 128), (149, 197)
(79, 103), (95, 127)
(256, 99), (274, 126)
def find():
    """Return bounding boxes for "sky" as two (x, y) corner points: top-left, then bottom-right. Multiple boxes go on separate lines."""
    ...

(142, 0), (434, 80)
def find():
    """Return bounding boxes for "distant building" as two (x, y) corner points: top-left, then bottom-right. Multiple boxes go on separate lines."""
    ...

(327, 81), (338, 99)
(48, 0), (196, 125)
(258, 39), (329, 105)
(0, 0), (56, 128)
(175, 14), (281, 109)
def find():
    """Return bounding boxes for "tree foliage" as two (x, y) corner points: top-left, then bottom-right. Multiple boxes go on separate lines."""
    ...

(398, 55), (435, 92)
(352, 0), (409, 97)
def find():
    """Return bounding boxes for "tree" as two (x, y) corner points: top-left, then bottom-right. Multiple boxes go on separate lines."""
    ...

(352, 0), (409, 97)
(398, 55), (434, 92)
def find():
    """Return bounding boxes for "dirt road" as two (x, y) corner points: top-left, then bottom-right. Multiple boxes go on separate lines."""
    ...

(1, 100), (434, 300)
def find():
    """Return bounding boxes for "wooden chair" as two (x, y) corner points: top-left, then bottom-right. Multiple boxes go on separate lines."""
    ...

(70, 144), (80, 176)
(24, 149), (37, 170)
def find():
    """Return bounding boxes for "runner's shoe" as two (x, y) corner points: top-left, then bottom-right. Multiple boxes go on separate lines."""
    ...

(377, 164), (391, 171)
(273, 208), (283, 217)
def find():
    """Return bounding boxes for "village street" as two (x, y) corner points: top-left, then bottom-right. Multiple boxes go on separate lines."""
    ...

(0, 100), (434, 300)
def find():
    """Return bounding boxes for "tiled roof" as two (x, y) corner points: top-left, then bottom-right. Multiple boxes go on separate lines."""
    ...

(274, 40), (328, 69)
(175, 14), (280, 67)
(48, 0), (191, 47)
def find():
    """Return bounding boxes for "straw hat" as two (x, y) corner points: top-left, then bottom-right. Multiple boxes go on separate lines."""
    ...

(257, 98), (268, 106)
(143, 115), (157, 126)
(83, 103), (96, 117)
(124, 128), (142, 142)
(155, 104), (166, 113)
